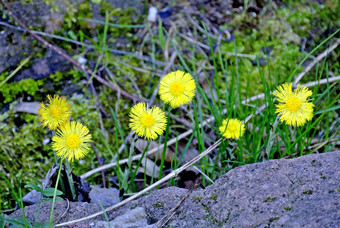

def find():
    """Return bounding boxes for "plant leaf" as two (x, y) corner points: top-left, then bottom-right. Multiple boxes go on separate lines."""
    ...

(42, 188), (63, 197)
(24, 184), (42, 193)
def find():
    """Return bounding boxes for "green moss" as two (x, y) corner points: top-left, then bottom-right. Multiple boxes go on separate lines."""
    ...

(209, 194), (218, 201)
(192, 196), (202, 202)
(302, 190), (313, 195)
(0, 110), (50, 210)
(0, 78), (44, 104)
(269, 217), (279, 222)
(155, 201), (164, 208)
(43, 0), (93, 29)
(329, 189), (340, 193)
(284, 206), (292, 211)
(263, 197), (277, 202)
(50, 71), (64, 83)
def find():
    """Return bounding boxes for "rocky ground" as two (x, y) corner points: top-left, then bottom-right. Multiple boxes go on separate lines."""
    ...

(11, 151), (340, 227)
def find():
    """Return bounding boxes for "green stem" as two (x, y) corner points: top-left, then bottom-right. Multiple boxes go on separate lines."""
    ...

(49, 159), (63, 227)
(158, 106), (172, 183)
(18, 172), (29, 228)
(65, 160), (77, 201)
(127, 141), (150, 191)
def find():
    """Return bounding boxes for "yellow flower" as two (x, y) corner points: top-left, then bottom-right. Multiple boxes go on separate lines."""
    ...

(273, 83), (314, 127)
(39, 95), (71, 130)
(159, 70), (196, 108)
(52, 121), (92, 161)
(129, 103), (167, 140)
(219, 118), (245, 139)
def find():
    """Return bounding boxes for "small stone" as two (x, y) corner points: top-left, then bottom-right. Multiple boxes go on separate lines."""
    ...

(22, 190), (41, 205)
(89, 185), (120, 207)
(96, 207), (149, 228)
(148, 7), (158, 23)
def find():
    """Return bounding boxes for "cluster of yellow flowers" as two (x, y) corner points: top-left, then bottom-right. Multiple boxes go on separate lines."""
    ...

(129, 71), (314, 141)
(129, 70), (198, 140)
(39, 95), (92, 161)
(129, 70), (241, 140)
(39, 73), (314, 159)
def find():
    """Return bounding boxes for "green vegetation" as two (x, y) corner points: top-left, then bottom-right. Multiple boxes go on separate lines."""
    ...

(269, 216), (279, 222)
(209, 195), (218, 201)
(264, 197), (277, 202)
(302, 190), (313, 195)
(155, 201), (164, 208)
(284, 206), (292, 211)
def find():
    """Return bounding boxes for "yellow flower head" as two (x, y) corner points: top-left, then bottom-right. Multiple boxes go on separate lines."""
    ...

(273, 83), (314, 127)
(52, 121), (92, 161)
(129, 103), (167, 140)
(159, 70), (196, 108)
(219, 118), (245, 139)
(39, 95), (71, 130)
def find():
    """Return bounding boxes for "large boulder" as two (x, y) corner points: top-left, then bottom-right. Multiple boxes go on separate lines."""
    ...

(108, 151), (340, 227)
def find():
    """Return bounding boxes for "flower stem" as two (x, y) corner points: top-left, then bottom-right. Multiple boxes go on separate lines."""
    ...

(65, 159), (77, 201)
(158, 106), (172, 183)
(49, 159), (63, 227)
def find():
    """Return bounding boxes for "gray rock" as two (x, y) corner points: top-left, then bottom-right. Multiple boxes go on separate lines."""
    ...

(22, 190), (41, 205)
(90, 185), (120, 207)
(112, 151), (340, 227)
(10, 201), (105, 227)
(96, 207), (149, 228)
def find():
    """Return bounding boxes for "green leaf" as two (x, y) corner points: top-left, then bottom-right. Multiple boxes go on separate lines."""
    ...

(315, 105), (340, 115)
(5, 216), (32, 227)
(33, 222), (51, 228)
(158, 19), (165, 50)
(24, 184), (43, 193)
(68, 31), (78, 41)
(41, 196), (63, 202)
(42, 188), (63, 197)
